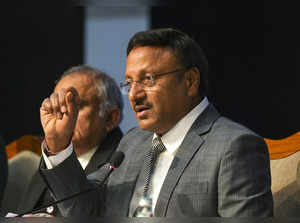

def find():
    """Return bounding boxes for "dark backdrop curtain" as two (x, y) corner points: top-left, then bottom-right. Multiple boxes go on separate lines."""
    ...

(151, 2), (300, 139)
(0, 3), (84, 144)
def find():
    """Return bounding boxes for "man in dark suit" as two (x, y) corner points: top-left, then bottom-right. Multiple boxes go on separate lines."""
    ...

(38, 28), (273, 217)
(17, 65), (123, 216)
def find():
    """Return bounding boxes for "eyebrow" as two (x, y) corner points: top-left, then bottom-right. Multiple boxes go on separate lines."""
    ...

(125, 70), (150, 79)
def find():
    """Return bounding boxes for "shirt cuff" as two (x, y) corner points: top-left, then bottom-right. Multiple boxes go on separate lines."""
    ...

(41, 140), (73, 169)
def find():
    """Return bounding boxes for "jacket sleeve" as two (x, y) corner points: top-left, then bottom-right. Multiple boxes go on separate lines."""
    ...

(39, 151), (106, 216)
(218, 134), (274, 217)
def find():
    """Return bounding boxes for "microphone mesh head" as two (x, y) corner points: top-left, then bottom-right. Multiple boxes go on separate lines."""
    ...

(110, 151), (125, 168)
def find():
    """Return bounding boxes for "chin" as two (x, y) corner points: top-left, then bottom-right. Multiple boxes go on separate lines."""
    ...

(137, 119), (164, 134)
(138, 119), (155, 131)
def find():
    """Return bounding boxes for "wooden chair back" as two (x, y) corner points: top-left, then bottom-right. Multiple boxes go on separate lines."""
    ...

(5, 135), (43, 159)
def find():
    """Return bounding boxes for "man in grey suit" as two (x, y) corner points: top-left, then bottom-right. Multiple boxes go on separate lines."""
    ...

(39, 28), (273, 217)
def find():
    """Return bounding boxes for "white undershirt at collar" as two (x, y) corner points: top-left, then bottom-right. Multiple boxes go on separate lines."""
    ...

(77, 146), (98, 170)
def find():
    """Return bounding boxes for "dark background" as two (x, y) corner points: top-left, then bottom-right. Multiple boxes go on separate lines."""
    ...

(0, 3), (84, 144)
(1, 2), (299, 144)
(152, 2), (300, 139)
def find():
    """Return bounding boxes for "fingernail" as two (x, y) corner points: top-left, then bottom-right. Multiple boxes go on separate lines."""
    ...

(61, 106), (66, 113)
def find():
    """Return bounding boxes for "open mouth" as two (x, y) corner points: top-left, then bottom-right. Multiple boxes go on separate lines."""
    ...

(134, 105), (151, 118)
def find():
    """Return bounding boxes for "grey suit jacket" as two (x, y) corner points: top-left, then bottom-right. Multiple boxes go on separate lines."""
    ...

(40, 105), (273, 217)
(18, 127), (123, 215)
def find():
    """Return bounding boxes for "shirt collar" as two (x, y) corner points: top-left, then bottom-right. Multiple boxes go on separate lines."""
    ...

(77, 146), (98, 169)
(153, 97), (209, 155)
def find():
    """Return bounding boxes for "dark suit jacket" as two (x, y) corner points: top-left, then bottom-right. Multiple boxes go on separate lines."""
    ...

(17, 127), (123, 216)
(40, 105), (273, 217)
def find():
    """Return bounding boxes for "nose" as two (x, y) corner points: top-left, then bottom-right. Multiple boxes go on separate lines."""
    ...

(128, 81), (146, 101)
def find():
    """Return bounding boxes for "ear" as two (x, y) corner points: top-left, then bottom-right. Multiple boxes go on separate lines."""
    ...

(105, 108), (121, 132)
(184, 67), (200, 97)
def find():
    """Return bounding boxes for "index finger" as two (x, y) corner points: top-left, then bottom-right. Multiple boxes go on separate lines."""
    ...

(57, 88), (67, 113)
(65, 87), (80, 110)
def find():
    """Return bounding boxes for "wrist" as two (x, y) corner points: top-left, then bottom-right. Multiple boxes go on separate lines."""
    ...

(44, 137), (71, 155)
(43, 141), (59, 156)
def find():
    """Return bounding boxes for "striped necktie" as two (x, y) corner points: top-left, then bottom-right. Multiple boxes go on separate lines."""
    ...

(134, 136), (166, 217)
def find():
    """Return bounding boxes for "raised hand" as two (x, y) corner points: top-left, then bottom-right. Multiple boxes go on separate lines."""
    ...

(40, 87), (80, 153)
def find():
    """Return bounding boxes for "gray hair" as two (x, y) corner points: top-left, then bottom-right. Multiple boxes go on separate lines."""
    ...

(58, 65), (123, 123)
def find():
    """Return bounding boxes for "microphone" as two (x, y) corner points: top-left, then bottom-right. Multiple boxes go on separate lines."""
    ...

(17, 151), (125, 217)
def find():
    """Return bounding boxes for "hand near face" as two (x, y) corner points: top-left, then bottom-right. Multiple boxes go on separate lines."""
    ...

(40, 87), (80, 153)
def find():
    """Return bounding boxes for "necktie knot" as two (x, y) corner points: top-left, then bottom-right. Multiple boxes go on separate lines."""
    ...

(152, 136), (166, 156)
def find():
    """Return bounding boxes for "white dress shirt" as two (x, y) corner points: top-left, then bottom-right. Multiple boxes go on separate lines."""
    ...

(150, 97), (209, 211)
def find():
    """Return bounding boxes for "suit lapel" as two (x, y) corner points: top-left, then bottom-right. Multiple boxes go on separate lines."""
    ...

(85, 127), (123, 174)
(84, 146), (110, 174)
(154, 104), (220, 216)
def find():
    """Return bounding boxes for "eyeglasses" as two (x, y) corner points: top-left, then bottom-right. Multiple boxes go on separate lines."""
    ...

(120, 68), (188, 95)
